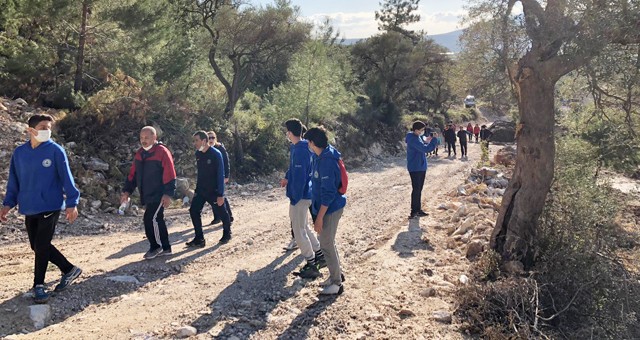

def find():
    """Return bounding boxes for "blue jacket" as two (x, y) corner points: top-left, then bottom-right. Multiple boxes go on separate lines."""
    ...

(311, 145), (347, 215)
(285, 140), (312, 205)
(406, 132), (438, 172)
(3, 140), (80, 215)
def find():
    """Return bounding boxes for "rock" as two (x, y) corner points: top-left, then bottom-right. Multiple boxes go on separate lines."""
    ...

(488, 120), (516, 143)
(369, 313), (384, 321)
(246, 239), (254, 246)
(502, 260), (524, 274)
(176, 325), (197, 338)
(398, 309), (415, 319)
(488, 177), (509, 189)
(106, 275), (140, 284)
(66, 141), (77, 149)
(459, 274), (469, 284)
(446, 238), (458, 249)
(90, 200), (102, 209)
(466, 241), (485, 259)
(460, 230), (474, 243)
(15, 98), (28, 106)
(419, 287), (436, 297)
(478, 167), (500, 179)
(0, 102), (7, 111)
(176, 178), (190, 195)
(182, 196), (190, 206)
(454, 204), (467, 218)
(452, 217), (474, 236)
(241, 191), (251, 196)
(432, 310), (452, 323)
(84, 157), (109, 171)
(362, 249), (377, 259)
(266, 184), (274, 190)
(494, 145), (517, 166)
(29, 304), (51, 330)
(457, 186), (467, 196)
(227, 336), (241, 340)
(437, 203), (449, 210)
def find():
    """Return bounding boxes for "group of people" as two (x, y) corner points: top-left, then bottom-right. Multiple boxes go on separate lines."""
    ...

(0, 114), (347, 303)
(406, 120), (493, 219)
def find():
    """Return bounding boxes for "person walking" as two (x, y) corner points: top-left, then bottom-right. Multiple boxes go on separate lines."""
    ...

(457, 126), (470, 159)
(473, 124), (481, 143)
(121, 126), (177, 259)
(443, 123), (457, 158)
(480, 124), (493, 148)
(405, 121), (439, 220)
(305, 127), (347, 295)
(207, 131), (234, 226)
(186, 131), (232, 247)
(280, 119), (324, 279)
(0, 114), (82, 303)
(466, 123), (474, 138)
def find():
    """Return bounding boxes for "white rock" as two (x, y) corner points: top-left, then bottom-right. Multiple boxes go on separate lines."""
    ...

(433, 310), (452, 323)
(84, 157), (109, 171)
(106, 275), (140, 284)
(0, 102), (7, 111)
(176, 325), (197, 338)
(90, 200), (102, 209)
(29, 304), (51, 330)
(66, 141), (77, 149)
(266, 184), (274, 190)
(15, 98), (28, 106)
(459, 275), (469, 284)
(362, 249), (377, 259)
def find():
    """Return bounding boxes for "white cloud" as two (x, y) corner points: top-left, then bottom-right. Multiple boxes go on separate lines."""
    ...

(304, 8), (467, 39)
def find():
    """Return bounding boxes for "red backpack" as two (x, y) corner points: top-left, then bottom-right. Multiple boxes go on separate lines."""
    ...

(338, 159), (349, 194)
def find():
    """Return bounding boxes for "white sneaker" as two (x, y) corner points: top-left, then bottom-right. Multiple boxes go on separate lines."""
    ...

(319, 284), (343, 295)
(320, 273), (345, 287)
(283, 239), (298, 251)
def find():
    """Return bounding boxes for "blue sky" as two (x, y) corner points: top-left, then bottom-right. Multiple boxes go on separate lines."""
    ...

(253, 0), (468, 39)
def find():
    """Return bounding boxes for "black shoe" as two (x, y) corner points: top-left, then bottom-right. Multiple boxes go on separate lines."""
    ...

(408, 212), (418, 220)
(417, 210), (429, 217)
(210, 218), (221, 225)
(186, 238), (206, 248)
(230, 216), (234, 224)
(54, 266), (82, 292)
(294, 262), (321, 279)
(219, 235), (231, 244)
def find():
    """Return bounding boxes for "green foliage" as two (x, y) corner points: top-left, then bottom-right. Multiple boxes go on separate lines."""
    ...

(375, 0), (421, 38)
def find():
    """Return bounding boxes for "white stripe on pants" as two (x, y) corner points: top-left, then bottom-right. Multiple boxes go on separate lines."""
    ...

(318, 208), (344, 285)
(289, 199), (319, 261)
(152, 203), (163, 246)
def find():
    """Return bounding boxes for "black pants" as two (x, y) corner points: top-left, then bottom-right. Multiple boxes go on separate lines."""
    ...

(191, 193), (231, 240)
(460, 141), (468, 156)
(212, 197), (233, 221)
(25, 211), (74, 286)
(474, 134), (479, 142)
(447, 142), (456, 156)
(144, 201), (171, 251)
(409, 171), (426, 214)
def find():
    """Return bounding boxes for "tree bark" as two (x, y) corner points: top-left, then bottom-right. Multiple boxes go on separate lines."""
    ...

(74, 0), (90, 93)
(490, 65), (556, 269)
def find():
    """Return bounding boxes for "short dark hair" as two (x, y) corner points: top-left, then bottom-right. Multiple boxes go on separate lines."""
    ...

(411, 121), (426, 131)
(193, 130), (208, 140)
(305, 126), (329, 148)
(285, 118), (305, 137)
(27, 114), (54, 128)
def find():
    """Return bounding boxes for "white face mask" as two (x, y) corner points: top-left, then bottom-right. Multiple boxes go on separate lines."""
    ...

(35, 130), (51, 142)
(142, 144), (153, 151)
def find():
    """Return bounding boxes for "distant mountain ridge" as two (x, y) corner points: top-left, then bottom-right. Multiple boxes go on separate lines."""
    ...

(342, 29), (463, 53)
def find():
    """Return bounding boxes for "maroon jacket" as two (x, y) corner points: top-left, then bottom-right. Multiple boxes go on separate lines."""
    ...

(123, 143), (176, 205)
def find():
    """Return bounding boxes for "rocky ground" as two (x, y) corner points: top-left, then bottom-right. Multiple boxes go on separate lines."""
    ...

(0, 133), (514, 339)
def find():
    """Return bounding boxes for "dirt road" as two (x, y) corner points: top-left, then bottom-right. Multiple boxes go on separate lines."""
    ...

(0, 142), (496, 340)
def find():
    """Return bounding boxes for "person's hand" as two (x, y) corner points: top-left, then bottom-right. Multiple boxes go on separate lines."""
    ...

(161, 195), (172, 208)
(217, 197), (224, 206)
(314, 217), (323, 233)
(280, 179), (288, 188)
(224, 178), (229, 184)
(0, 206), (11, 223)
(120, 192), (130, 205)
(65, 207), (78, 224)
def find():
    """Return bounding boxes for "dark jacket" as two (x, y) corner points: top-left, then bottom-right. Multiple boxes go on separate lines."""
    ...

(213, 143), (230, 179)
(194, 147), (225, 199)
(457, 130), (470, 143)
(124, 143), (176, 205)
(311, 145), (347, 215)
(285, 139), (312, 205)
(480, 128), (493, 141)
(444, 128), (457, 143)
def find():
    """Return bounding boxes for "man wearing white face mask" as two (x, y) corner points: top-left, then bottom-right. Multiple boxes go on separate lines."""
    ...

(0, 114), (82, 304)
(121, 126), (177, 259)
(185, 130), (231, 247)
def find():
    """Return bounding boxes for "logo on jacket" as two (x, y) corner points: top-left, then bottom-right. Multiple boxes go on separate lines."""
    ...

(42, 159), (52, 167)
(207, 159), (212, 164)
(314, 170), (319, 178)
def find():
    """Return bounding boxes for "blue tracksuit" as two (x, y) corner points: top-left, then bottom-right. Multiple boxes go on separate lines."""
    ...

(285, 139), (312, 206)
(3, 140), (80, 215)
(311, 145), (347, 215)
(406, 132), (438, 172)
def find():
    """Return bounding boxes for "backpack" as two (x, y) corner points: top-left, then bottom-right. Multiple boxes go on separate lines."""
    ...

(337, 159), (349, 194)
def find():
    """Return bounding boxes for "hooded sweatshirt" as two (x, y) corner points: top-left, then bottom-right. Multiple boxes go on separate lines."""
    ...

(285, 139), (312, 205)
(405, 132), (438, 172)
(311, 145), (347, 215)
(3, 140), (80, 215)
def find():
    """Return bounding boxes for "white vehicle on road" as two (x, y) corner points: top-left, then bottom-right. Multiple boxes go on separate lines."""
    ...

(464, 95), (476, 108)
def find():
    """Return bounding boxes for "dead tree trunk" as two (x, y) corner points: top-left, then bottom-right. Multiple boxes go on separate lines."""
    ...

(74, 0), (90, 93)
(490, 66), (556, 269)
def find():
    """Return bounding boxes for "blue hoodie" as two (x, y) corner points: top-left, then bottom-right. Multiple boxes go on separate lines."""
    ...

(311, 145), (347, 215)
(285, 139), (312, 205)
(3, 140), (80, 215)
(406, 132), (438, 172)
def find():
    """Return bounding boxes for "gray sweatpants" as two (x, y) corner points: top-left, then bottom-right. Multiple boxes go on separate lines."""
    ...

(318, 208), (344, 285)
(289, 199), (320, 261)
